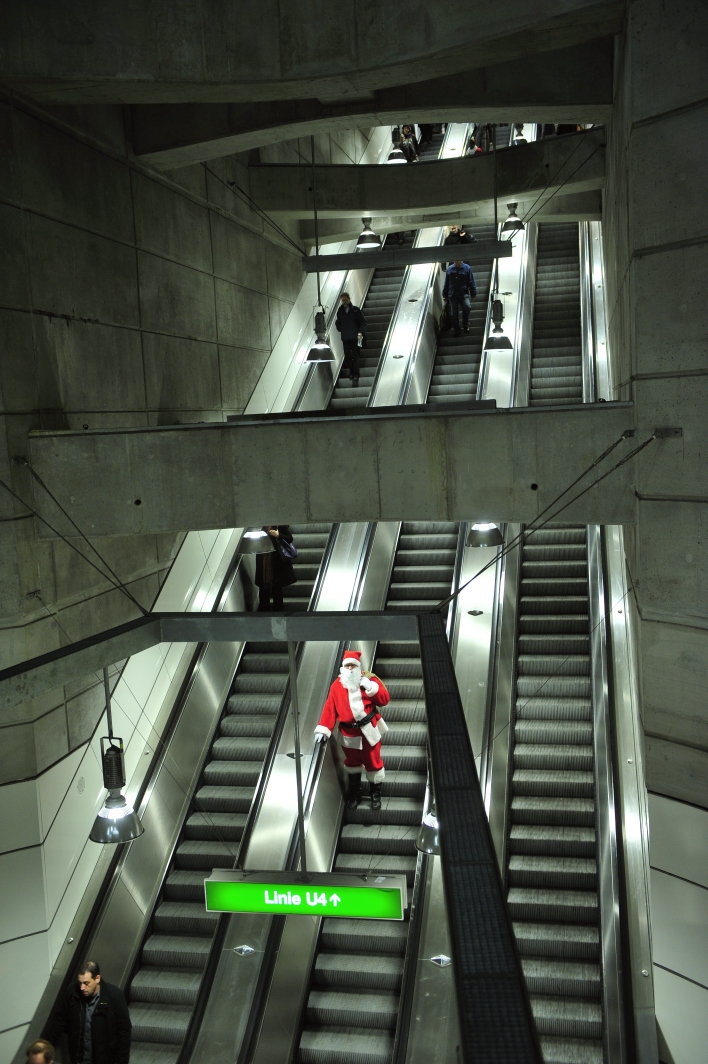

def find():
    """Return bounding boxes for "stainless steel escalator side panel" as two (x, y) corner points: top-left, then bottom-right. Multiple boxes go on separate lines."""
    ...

(484, 523), (522, 873)
(579, 222), (597, 403)
(587, 525), (626, 1064)
(512, 221), (538, 409)
(351, 520), (402, 672)
(403, 855), (462, 1064)
(81, 559), (251, 988)
(588, 221), (612, 402)
(295, 266), (375, 412)
(603, 525), (659, 1064)
(400, 242), (445, 408)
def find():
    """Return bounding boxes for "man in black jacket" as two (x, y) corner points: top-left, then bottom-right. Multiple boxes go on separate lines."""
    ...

(335, 292), (367, 387)
(43, 962), (131, 1064)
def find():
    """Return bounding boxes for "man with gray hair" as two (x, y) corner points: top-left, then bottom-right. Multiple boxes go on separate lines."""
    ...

(42, 961), (131, 1064)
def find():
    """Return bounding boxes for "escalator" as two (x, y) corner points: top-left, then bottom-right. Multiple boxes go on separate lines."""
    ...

(506, 526), (603, 1064)
(297, 522), (458, 1064)
(418, 129), (445, 161)
(529, 224), (582, 406)
(328, 234), (415, 410)
(426, 223), (496, 405)
(127, 525), (332, 1063)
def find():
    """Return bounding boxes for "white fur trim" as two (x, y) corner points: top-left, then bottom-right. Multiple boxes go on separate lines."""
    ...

(340, 733), (363, 749)
(366, 768), (386, 783)
(342, 654), (362, 665)
(343, 764), (364, 775)
(314, 725), (331, 739)
(343, 681), (381, 747)
(376, 718), (388, 737)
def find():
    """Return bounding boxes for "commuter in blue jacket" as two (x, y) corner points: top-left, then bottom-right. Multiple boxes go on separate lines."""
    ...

(443, 259), (477, 337)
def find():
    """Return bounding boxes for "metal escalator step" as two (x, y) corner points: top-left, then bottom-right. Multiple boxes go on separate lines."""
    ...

(391, 566), (454, 584)
(128, 1043), (181, 1064)
(374, 657), (423, 677)
(516, 677), (592, 699)
(334, 853), (417, 885)
(521, 958), (601, 998)
(508, 855), (597, 890)
(163, 870), (208, 902)
(511, 796), (595, 825)
(509, 824), (596, 856)
(129, 1002), (190, 1045)
(512, 770), (594, 798)
(520, 596), (588, 615)
(306, 989), (399, 1029)
(226, 694), (282, 714)
(339, 824), (418, 855)
(517, 655), (590, 677)
(380, 722), (427, 745)
(154, 902), (218, 936)
(219, 715), (276, 738)
(130, 968), (202, 1006)
(519, 615), (589, 634)
(211, 736), (271, 760)
(202, 760), (263, 786)
(320, 918), (408, 955)
(174, 839), (239, 869)
(539, 1034), (603, 1064)
(184, 811), (247, 840)
(507, 888), (598, 924)
(517, 632), (589, 652)
(239, 654), (289, 673)
(232, 674), (288, 694)
(298, 1026), (394, 1064)
(373, 744), (426, 771)
(513, 744), (593, 771)
(515, 698), (591, 721)
(530, 996), (602, 1040)
(513, 922), (599, 961)
(375, 681), (424, 701)
(142, 933), (212, 969)
(194, 785), (255, 812)
(514, 721), (593, 745)
(314, 952), (404, 990)
(345, 797), (422, 826)
(380, 703), (426, 723)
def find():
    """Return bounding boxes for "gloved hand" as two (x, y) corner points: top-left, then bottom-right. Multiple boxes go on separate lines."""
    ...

(314, 732), (327, 744)
(360, 676), (378, 696)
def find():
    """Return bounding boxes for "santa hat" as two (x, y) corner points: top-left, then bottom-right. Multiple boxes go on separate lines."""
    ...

(342, 650), (362, 665)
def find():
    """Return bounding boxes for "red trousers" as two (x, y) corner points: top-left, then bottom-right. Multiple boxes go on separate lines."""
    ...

(342, 740), (385, 782)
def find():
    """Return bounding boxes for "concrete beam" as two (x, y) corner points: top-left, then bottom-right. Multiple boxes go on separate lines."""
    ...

(28, 404), (635, 537)
(0, 4), (621, 105)
(251, 129), (605, 224)
(132, 40), (614, 166)
(305, 191), (603, 244)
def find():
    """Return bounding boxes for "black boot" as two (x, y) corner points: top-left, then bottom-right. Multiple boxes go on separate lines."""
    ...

(370, 783), (382, 811)
(345, 775), (362, 809)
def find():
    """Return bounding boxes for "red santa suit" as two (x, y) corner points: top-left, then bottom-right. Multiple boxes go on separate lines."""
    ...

(316, 651), (390, 783)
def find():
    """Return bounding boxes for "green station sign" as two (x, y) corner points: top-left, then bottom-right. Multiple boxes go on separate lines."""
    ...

(204, 870), (406, 920)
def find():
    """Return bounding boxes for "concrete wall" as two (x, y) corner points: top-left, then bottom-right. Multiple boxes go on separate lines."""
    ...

(0, 91), (377, 782)
(603, 1), (708, 811)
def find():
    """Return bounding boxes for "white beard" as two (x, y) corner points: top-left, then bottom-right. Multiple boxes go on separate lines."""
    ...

(339, 666), (362, 691)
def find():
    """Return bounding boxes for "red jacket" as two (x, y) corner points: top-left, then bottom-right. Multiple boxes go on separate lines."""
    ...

(316, 673), (390, 748)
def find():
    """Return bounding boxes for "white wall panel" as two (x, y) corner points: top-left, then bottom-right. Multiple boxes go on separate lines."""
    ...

(651, 869), (708, 988)
(654, 966), (708, 1064)
(0, 1024), (29, 1063)
(36, 746), (85, 841)
(0, 847), (47, 940)
(0, 780), (41, 855)
(649, 793), (708, 889)
(0, 932), (51, 1035)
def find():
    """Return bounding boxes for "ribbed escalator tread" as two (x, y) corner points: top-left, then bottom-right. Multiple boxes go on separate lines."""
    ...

(128, 523), (333, 1061)
(530, 225), (582, 406)
(507, 524), (605, 1063)
(297, 521), (457, 1064)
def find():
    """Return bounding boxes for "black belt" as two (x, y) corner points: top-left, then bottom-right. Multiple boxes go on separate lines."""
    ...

(351, 707), (378, 728)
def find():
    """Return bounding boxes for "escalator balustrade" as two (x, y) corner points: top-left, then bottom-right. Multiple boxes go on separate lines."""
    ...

(529, 224), (583, 406)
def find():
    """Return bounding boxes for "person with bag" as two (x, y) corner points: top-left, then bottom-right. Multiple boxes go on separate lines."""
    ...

(335, 292), (367, 387)
(314, 650), (390, 811)
(255, 525), (297, 611)
(443, 259), (477, 337)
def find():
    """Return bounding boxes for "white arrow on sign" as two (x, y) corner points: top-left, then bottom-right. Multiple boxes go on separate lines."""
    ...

(329, 894), (341, 907)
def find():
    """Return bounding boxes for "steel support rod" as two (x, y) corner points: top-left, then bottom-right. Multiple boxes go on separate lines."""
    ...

(103, 666), (114, 737)
(288, 641), (308, 878)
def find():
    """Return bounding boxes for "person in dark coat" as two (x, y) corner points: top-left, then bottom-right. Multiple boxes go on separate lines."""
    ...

(335, 292), (367, 386)
(418, 123), (434, 150)
(255, 526), (296, 610)
(443, 259), (478, 337)
(42, 962), (130, 1064)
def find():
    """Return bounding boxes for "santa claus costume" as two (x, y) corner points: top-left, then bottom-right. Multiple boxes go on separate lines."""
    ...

(315, 650), (390, 810)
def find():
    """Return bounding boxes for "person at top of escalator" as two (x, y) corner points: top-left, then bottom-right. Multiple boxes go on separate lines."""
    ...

(314, 650), (390, 811)
(255, 526), (296, 611)
(401, 124), (420, 156)
(397, 132), (418, 163)
(442, 225), (474, 271)
(335, 292), (367, 388)
(443, 259), (477, 337)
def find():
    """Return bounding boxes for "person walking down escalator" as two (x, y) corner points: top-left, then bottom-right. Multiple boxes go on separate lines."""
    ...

(401, 125), (420, 158)
(255, 525), (296, 611)
(335, 292), (367, 387)
(418, 123), (434, 150)
(314, 650), (390, 811)
(42, 961), (131, 1064)
(443, 259), (477, 337)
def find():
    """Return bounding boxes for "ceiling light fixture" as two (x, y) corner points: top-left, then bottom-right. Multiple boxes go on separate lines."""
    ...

(484, 297), (513, 350)
(501, 202), (524, 233)
(90, 669), (144, 845)
(356, 217), (381, 250)
(416, 807), (441, 856)
(306, 309), (335, 363)
(239, 528), (277, 554)
(387, 146), (407, 164)
(466, 523), (504, 548)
